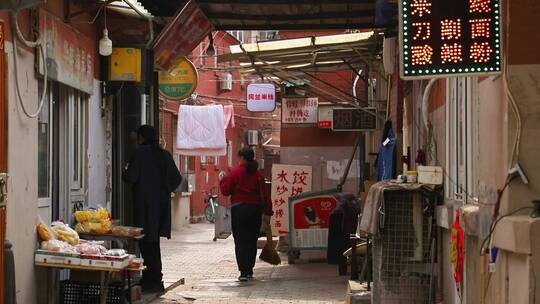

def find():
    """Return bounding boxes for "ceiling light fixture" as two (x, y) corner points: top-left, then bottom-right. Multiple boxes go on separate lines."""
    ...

(99, 6), (112, 56)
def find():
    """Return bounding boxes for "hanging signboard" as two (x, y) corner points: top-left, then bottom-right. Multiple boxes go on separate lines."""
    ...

(282, 97), (318, 124)
(159, 57), (198, 100)
(399, 0), (502, 79)
(153, 1), (213, 72)
(246, 83), (276, 112)
(317, 105), (334, 129)
(271, 164), (312, 235)
(38, 9), (94, 94)
(332, 107), (377, 131)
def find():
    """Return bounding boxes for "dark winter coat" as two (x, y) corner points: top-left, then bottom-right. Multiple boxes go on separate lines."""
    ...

(123, 145), (182, 242)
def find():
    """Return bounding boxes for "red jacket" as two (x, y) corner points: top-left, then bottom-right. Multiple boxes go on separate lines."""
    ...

(219, 164), (273, 216)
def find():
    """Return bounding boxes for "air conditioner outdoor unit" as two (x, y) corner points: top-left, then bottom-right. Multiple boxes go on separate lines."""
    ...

(220, 72), (233, 91)
(247, 130), (258, 146)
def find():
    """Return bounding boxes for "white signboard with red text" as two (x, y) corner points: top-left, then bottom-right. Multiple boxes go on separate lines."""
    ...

(247, 83), (276, 112)
(271, 164), (312, 235)
(318, 105), (334, 129)
(282, 98), (318, 124)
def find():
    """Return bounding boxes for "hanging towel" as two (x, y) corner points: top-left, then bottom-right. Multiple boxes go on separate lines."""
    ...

(176, 105), (227, 156)
(223, 105), (235, 129)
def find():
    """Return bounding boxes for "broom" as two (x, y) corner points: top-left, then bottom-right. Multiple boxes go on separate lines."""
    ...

(259, 222), (281, 265)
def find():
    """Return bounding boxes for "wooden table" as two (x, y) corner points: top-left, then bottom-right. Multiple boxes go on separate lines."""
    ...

(35, 262), (145, 304)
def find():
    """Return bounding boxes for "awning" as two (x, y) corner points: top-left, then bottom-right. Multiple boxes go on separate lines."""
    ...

(218, 31), (380, 73)
(139, 0), (380, 30)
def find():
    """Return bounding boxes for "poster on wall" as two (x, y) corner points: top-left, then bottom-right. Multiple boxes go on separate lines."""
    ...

(247, 83), (276, 112)
(317, 105), (334, 129)
(399, 0), (502, 79)
(38, 9), (95, 94)
(271, 164), (312, 235)
(282, 98), (318, 124)
(290, 195), (338, 249)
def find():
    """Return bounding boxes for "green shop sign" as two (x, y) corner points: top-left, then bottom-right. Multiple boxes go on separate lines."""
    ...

(159, 57), (198, 100)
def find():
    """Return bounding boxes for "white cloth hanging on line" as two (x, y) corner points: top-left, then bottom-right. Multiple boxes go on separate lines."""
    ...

(176, 105), (227, 156)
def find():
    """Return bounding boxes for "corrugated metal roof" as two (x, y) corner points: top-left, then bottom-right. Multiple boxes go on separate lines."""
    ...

(139, 0), (382, 30)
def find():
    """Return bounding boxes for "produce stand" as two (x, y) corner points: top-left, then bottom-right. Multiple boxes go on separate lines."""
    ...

(35, 261), (145, 304)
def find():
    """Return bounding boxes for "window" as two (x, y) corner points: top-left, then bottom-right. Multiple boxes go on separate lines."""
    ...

(227, 141), (233, 168)
(445, 77), (479, 203)
(69, 88), (87, 190)
(200, 155), (207, 164)
(38, 81), (52, 205)
(180, 155), (196, 192)
(228, 31), (244, 43)
(257, 31), (279, 41)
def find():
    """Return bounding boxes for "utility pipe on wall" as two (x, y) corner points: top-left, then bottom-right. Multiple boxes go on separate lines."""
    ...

(422, 79), (438, 164)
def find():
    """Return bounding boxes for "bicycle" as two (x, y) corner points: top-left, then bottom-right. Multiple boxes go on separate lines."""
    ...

(204, 189), (219, 223)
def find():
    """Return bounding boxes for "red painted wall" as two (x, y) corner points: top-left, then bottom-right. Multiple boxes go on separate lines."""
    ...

(160, 31), (278, 219)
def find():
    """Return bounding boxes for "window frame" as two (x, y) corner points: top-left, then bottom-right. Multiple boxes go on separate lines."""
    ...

(68, 88), (87, 191)
(445, 77), (479, 204)
(37, 80), (53, 208)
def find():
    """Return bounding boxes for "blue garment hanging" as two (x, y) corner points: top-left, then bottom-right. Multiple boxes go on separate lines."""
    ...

(377, 129), (396, 181)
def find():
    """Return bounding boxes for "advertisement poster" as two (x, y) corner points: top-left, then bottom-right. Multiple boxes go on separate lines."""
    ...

(282, 97), (318, 124)
(290, 195), (338, 249)
(271, 164), (312, 235)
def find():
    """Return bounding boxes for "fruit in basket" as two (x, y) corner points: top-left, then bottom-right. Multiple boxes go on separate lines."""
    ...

(37, 223), (52, 241)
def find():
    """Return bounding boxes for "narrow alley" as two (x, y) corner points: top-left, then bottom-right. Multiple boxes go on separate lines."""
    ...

(155, 224), (347, 304)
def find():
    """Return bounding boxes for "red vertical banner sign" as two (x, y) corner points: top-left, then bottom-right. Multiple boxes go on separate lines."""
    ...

(450, 210), (464, 293)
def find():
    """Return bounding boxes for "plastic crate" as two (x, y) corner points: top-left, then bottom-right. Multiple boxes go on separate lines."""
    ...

(59, 280), (123, 304)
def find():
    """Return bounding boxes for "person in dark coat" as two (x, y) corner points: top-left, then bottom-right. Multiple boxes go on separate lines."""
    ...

(123, 125), (182, 293)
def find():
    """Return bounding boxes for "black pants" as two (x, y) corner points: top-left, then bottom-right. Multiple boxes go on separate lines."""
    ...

(231, 204), (262, 275)
(139, 241), (163, 287)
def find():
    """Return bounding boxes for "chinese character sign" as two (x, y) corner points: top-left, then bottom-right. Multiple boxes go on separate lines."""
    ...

(38, 9), (95, 94)
(247, 83), (276, 112)
(271, 164), (312, 235)
(400, 0), (502, 78)
(282, 98), (318, 124)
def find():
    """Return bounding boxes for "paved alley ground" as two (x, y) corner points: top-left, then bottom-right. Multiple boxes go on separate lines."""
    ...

(152, 223), (347, 304)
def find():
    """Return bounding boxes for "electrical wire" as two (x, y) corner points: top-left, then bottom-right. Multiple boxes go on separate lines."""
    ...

(479, 206), (532, 256)
(503, 0), (522, 168)
(71, 4), (105, 24)
(10, 10), (41, 48)
(10, 11), (48, 119)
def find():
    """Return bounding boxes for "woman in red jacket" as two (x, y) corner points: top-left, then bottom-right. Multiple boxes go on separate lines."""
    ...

(219, 147), (273, 282)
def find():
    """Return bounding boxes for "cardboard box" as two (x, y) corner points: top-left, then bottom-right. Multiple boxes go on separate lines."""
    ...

(35, 250), (81, 266)
(418, 166), (443, 185)
(80, 254), (130, 270)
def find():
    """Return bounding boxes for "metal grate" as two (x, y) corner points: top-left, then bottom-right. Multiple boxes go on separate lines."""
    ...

(372, 190), (435, 304)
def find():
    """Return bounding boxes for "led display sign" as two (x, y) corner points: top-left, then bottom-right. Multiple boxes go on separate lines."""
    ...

(399, 0), (502, 79)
